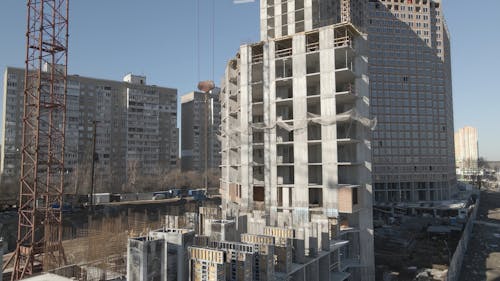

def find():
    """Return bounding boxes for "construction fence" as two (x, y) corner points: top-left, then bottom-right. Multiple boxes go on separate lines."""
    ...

(445, 193), (480, 281)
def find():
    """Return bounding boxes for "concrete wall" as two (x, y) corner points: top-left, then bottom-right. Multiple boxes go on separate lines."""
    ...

(127, 237), (166, 281)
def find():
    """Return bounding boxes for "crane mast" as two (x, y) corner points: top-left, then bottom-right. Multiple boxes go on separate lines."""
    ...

(11, 0), (69, 279)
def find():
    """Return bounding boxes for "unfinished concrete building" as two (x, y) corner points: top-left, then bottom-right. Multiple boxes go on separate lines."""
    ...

(127, 236), (166, 281)
(181, 90), (222, 173)
(219, 0), (375, 279)
(149, 228), (196, 281)
(188, 247), (226, 281)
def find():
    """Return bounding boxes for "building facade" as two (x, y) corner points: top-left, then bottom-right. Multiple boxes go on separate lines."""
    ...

(219, 0), (375, 279)
(367, 0), (456, 203)
(454, 126), (479, 174)
(181, 90), (221, 173)
(1, 67), (178, 193)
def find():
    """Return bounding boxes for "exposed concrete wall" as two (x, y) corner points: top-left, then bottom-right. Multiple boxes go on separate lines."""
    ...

(320, 26), (339, 217)
(127, 237), (166, 281)
(149, 229), (195, 281)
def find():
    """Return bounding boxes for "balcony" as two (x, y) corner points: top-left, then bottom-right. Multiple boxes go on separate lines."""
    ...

(306, 32), (320, 53)
(228, 89), (238, 101)
(251, 44), (264, 64)
(334, 25), (356, 50)
(335, 64), (355, 84)
(335, 46), (356, 83)
(335, 83), (357, 104)
(275, 38), (293, 58)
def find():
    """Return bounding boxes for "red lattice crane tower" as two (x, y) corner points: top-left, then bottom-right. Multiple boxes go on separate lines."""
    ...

(11, 0), (69, 279)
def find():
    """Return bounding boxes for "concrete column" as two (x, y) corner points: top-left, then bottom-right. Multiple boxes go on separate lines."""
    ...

(292, 34), (309, 226)
(260, 0), (268, 41)
(240, 45), (252, 212)
(274, 0), (282, 38)
(319, 27), (338, 216)
(304, 0), (313, 31)
(287, 0), (295, 36)
(267, 41), (278, 225)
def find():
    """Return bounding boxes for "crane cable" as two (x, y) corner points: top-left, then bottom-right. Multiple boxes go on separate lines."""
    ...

(196, 0), (201, 82)
(196, 0), (216, 82)
(212, 0), (215, 81)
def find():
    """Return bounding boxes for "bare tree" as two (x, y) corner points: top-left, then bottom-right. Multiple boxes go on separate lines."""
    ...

(478, 157), (490, 169)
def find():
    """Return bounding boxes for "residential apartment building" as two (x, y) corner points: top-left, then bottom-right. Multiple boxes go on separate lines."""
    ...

(181, 90), (221, 173)
(454, 126), (479, 173)
(259, 0), (456, 204)
(1, 67), (178, 193)
(219, 0), (375, 279)
(367, 0), (456, 203)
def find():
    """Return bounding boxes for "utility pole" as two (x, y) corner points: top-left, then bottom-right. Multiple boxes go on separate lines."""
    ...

(90, 121), (97, 211)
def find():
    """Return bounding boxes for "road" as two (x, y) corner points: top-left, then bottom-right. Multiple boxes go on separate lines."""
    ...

(459, 189), (500, 281)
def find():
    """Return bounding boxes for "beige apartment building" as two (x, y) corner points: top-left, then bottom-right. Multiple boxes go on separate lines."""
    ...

(181, 90), (221, 173)
(1, 67), (178, 193)
(454, 126), (479, 174)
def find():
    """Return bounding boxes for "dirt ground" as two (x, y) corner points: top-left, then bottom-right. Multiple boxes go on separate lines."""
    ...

(459, 190), (500, 281)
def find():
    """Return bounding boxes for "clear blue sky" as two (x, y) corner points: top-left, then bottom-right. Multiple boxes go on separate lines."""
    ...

(0, 0), (499, 160)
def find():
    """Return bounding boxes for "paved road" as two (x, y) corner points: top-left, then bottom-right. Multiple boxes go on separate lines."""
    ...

(459, 190), (500, 281)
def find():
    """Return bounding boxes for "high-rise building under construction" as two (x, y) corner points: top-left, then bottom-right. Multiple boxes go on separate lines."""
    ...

(220, 0), (375, 279)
